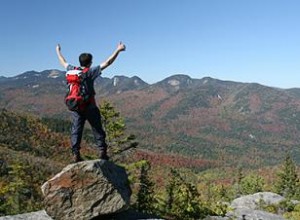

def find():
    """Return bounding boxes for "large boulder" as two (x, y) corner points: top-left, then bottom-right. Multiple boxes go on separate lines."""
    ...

(41, 160), (131, 220)
(231, 192), (285, 210)
(228, 192), (286, 220)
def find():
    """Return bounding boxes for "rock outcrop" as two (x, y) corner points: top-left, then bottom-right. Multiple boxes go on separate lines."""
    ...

(227, 192), (288, 220)
(205, 192), (292, 220)
(41, 160), (131, 220)
(0, 210), (51, 220)
(0, 209), (163, 220)
(230, 192), (285, 210)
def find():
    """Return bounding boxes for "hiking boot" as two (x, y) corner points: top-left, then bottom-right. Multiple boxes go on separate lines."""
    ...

(73, 153), (83, 163)
(99, 150), (109, 160)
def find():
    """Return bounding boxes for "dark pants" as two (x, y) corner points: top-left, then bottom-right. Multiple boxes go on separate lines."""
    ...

(70, 104), (107, 155)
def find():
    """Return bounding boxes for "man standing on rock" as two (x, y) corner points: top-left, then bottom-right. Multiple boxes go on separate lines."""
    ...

(56, 42), (126, 162)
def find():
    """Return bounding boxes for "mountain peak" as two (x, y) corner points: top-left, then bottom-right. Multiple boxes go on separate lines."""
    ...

(111, 75), (148, 88)
(154, 74), (194, 92)
(47, 70), (63, 79)
(96, 75), (148, 95)
(165, 74), (192, 82)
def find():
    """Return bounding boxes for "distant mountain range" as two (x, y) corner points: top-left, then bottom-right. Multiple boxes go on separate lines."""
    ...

(1, 70), (300, 166)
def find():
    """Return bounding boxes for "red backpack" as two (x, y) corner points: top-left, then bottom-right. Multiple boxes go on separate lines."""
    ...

(65, 67), (91, 111)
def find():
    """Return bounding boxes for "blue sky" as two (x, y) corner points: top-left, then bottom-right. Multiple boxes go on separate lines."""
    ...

(1, 0), (300, 88)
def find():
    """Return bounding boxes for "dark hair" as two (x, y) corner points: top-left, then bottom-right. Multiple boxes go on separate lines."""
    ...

(79, 53), (93, 67)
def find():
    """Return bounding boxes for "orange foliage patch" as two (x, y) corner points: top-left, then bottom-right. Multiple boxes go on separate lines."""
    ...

(133, 149), (215, 170)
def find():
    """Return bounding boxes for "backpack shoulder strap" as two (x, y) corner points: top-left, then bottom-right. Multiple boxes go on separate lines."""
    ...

(82, 67), (90, 73)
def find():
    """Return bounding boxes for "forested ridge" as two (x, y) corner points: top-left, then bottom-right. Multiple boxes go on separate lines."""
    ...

(2, 72), (300, 168)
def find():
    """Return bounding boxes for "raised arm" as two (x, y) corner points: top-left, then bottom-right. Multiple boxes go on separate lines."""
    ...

(56, 44), (68, 69)
(100, 42), (126, 71)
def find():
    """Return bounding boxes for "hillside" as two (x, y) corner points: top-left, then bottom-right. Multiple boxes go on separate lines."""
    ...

(0, 109), (69, 215)
(0, 97), (300, 219)
(110, 76), (300, 166)
(1, 70), (300, 167)
(0, 108), (215, 217)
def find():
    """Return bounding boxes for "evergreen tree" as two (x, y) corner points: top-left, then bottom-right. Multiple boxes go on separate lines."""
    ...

(136, 161), (156, 214)
(165, 172), (175, 213)
(275, 153), (300, 199)
(164, 169), (206, 219)
(99, 100), (138, 159)
(233, 166), (244, 197)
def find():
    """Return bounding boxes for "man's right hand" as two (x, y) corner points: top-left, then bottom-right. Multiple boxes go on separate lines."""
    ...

(117, 42), (126, 52)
